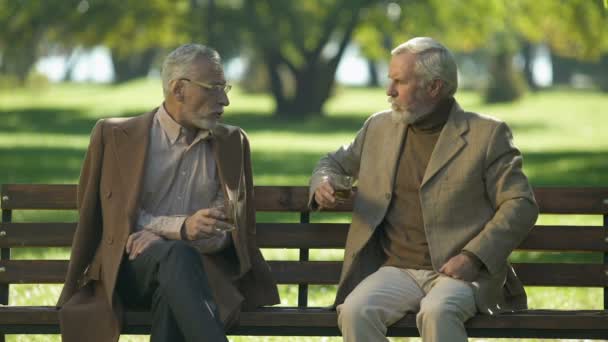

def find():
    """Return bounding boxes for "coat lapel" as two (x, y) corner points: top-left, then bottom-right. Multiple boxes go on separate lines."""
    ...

(111, 111), (155, 227)
(212, 124), (243, 195)
(211, 124), (252, 277)
(384, 119), (407, 193)
(420, 102), (469, 188)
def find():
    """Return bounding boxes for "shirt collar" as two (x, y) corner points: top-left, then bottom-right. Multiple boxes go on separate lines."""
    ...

(156, 103), (212, 145)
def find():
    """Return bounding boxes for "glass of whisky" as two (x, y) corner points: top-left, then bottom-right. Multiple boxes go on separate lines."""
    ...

(323, 173), (353, 202)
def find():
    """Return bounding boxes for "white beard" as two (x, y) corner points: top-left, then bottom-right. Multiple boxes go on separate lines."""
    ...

(388, 98), (435, 125)
(192, 117), (218, 130)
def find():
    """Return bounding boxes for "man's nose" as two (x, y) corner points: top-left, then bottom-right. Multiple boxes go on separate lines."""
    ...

(218, 91), (229, 107)
(386, 83), (396, 97)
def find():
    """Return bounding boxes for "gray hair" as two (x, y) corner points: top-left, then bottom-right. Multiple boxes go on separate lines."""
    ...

(391, 37), (458, 98)
(161, 44), (222, 97)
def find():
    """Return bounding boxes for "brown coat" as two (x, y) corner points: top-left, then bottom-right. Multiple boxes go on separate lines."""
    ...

(57, 109), (280, 342)
(309, 101), (539, 314)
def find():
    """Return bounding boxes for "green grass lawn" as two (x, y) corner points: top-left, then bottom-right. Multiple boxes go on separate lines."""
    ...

(1, 80), (607, 341)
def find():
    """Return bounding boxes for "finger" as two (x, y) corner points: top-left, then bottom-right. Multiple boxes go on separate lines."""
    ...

(132, 233), (153, 259)
(214, 220), (235, 231)
(131, 237), (149, 260)
(125, 235), (133, 254)
(125, 232), (139, 253)
(316, 189), (336, 207)
(207, 208), (226, 220)
(197, 225), (219, 239)
(320, 181), (335, 194)
(200, 216), (218, 227)
(199, 208), (225, 220)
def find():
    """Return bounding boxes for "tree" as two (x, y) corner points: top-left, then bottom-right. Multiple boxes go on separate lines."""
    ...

(353, 0), (607, 101)
(63, 0), (180, 83)
(242, 0), (373, 118)
(0, 0), (78, 83)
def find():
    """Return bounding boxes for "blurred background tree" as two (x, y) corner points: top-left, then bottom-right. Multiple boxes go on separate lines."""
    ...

(1, 0), (606, 113)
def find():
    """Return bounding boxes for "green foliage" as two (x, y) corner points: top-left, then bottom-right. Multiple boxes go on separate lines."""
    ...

(511, 0), (608, 61)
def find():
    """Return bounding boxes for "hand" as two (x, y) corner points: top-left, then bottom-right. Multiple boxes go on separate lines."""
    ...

(125, 230), (163, 260)
(439, 253), (480, 282)
(314, 180), (337, 209)
(183, 208), (231, 240)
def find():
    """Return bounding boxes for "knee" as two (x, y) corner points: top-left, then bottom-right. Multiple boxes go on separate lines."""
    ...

(417, 298), (468, 325)
(165, 241), (200, 263)
(338, 300), (381, 329)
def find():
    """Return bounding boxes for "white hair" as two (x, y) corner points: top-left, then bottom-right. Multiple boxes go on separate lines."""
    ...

(391, 37), (458, 98)
(161, 44), (222, 98)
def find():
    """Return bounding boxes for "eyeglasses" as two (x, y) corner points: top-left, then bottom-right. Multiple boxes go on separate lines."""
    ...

(180, 78), (232, 94)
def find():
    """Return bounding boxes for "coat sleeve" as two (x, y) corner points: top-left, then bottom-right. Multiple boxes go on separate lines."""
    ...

(463, 122), (539, 274)
(57, 120), (105, 307)
(308, 116), (373, 209)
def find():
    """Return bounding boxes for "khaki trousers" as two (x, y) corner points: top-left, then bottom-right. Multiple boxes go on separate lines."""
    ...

(337, 266), (477, 342)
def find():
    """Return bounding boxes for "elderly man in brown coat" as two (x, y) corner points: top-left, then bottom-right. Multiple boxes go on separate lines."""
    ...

(309, 37), (539, 341)
(57, 44), (279, 342)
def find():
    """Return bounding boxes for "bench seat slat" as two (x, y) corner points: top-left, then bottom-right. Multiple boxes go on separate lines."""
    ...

(0, 260), (604, 287)
(0, 307), (607, 339)
(3, 184), (608, 214)
(0, 223), (606, 251)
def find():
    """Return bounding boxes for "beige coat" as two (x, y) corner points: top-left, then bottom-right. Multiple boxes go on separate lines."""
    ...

(309, 101), (539, 314)
(57, 109), (280, 342)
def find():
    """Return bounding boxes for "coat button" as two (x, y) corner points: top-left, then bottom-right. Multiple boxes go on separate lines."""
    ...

(385, 193), (391, 200)
(106, 236), (114, 244)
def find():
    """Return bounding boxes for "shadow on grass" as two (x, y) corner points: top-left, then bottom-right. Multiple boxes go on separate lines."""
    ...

(251, 150), (322, 179)
(0, 108), (149, 135)
(0, 147), (85, 183)
(0, 108), (99, 135)
(2, 146), (606, 188)
(1, 106), (555, 137)
(524, 151), (608, 187)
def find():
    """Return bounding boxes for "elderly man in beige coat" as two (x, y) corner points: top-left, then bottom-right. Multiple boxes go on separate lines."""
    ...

(57, 44), (279, 342)
(309, 37), (539, 342)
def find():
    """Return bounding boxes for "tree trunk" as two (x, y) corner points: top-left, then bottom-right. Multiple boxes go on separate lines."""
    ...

(551, 53), (577, 86)
(485, 51), (526, 103)
(367, 59), (379, 87)
(111, 48), (158, 84)
(1, 41), (39, 85)
(521, 41), (538, 91)
(274, 64), (334, 118)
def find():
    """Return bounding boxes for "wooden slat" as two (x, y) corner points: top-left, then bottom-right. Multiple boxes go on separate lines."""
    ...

(0, 260), (67, 284)
(268, 261), (341, 284)
(256, 223), (348, 248)
(516, 225), (607, 251)
(534, 187), (608, 214)
(1, 184), (76, 210)
(253, 186), (354, 212)
(5, 184), (607, 214)
(1, 222), (605, 252)
(0, 260), (603, 287)
(0, 307), (607, 339)
(513, 263), (606, 286)
(0, 223), (76, 247)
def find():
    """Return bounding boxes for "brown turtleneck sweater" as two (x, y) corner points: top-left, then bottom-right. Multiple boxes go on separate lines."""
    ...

(380, 98), (454, 270)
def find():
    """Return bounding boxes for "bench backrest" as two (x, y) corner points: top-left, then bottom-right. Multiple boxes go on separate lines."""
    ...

(1, 184), (608, 308)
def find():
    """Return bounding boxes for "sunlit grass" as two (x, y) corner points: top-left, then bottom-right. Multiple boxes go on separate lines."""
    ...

(1, 81), (607, 341)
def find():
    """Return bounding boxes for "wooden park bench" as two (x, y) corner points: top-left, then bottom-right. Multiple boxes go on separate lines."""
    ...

(0, 184), (607, 340)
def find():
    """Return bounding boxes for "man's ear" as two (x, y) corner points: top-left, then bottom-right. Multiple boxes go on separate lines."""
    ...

(427, 79), (443, 98)
(170, 79), (185, 103)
